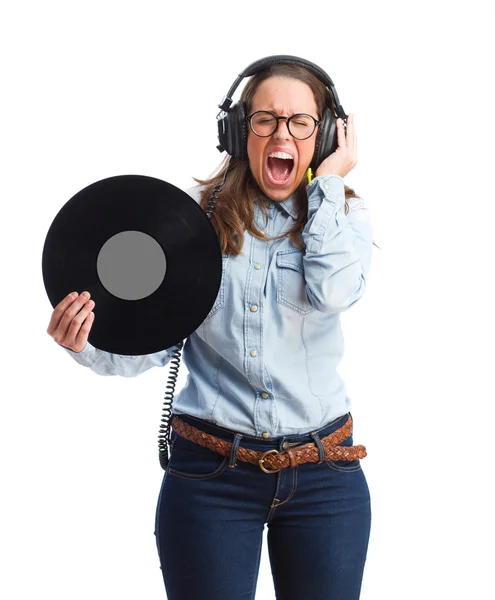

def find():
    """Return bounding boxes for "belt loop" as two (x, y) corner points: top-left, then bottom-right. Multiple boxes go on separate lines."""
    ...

(228, 433), (243, 468)
(310, 432), (326, 464)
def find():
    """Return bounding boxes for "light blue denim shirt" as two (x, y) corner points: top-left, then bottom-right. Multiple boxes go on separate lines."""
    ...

(64, 174), (373, 437)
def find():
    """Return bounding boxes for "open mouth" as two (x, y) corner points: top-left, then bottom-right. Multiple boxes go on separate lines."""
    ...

(266, 151), (294, 185)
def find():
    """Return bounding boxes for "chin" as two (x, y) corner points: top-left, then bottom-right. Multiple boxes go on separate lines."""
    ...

(257, 173), (302, 202)
(263, 187), (294, 201)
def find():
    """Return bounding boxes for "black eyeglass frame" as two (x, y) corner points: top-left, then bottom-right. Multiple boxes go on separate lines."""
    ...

(246, 110), (321, 141)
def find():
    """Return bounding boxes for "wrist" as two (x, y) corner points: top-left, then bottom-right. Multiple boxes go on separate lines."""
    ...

(311, 173), (345, 186)
(314, 169), (344, 179)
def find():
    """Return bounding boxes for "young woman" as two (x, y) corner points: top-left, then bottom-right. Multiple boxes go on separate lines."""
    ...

(47, 57), (374, 600)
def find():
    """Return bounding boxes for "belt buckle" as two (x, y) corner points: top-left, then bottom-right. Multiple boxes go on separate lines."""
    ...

(259, 449), (282, 473)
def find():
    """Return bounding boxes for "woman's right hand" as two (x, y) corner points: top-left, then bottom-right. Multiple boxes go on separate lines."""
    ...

(47, 291), (95, 353)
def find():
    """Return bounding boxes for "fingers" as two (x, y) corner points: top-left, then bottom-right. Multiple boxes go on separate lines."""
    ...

(48, 291), (95, 351)
(343, 114), (357, 164)
(47, 292), (79, 335)
(71, 310), (95, 353)
(337, 117), (347, 149)
(316, 114), (357, 178)
(64, 295), (95, 351)
(56, 292), (92, 340)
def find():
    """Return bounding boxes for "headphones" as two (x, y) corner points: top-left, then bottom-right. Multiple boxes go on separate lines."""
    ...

(216, 55), (348, 173)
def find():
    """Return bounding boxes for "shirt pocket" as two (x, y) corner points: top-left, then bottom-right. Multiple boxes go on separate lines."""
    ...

(276, 249), (315, 315)
(204, 254), (230, 321)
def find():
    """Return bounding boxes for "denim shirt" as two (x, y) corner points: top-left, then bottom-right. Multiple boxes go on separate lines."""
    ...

(64, 174), (373, 437)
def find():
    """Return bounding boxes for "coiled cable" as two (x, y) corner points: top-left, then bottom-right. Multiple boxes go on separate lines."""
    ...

(157, 158), (232, 469)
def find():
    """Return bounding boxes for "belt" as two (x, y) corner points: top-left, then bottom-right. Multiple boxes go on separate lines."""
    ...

(170, 415), (367, 473)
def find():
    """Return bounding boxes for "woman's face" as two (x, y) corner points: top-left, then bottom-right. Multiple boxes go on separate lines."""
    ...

(246, 76), (319, 202)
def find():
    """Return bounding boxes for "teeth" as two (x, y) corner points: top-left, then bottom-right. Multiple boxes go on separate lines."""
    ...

(268, 151), (293, 160)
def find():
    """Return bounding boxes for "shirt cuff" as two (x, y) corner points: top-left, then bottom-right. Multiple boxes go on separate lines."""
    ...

(63, 342), (100, 367)
(307, 174), (345, 211)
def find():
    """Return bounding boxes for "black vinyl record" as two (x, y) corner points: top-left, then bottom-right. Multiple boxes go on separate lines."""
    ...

(42, 175), (222, 355)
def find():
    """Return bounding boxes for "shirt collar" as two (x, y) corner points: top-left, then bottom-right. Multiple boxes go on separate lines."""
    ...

(264, 192), (298, 220)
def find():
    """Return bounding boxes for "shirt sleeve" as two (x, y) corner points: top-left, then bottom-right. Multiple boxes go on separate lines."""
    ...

(63, 342), (177, 377)
(184, 185), (203, 204)
(302, 174), (373, 313)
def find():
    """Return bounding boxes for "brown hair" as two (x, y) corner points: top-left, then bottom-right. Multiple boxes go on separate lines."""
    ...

(194, 63), (377, 255)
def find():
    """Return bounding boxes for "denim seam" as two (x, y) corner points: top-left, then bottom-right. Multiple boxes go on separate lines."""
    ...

(154, 469), (169, 558)
(243, 237), (258, 396)
(208, 353), (223, 421)
(301, 312), (323, 416)
(168, 457), (229, 480)
(203, 255), (229, 322)
(270, 465), (298, 508)
(325, 461), (362, 473)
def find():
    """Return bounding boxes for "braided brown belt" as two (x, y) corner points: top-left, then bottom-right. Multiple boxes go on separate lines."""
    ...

(170, 415), (367, 473)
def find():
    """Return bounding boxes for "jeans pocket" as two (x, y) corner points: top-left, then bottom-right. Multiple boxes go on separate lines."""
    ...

(167, 431), (229, 480)
(276, 249), (315, 315)
(325, 434), (362, 472)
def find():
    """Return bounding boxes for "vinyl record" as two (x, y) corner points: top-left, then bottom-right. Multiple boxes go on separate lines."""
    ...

(42, 175), (222, 355)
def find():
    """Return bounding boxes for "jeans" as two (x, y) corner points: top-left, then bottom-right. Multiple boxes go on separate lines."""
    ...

(154, 411), (371, 600)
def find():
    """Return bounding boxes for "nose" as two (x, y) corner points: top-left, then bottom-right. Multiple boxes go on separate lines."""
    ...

(273, 118), (290, 140)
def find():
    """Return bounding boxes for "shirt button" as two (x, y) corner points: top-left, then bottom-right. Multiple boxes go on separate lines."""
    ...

(250, 305), (258, 312)
(254, 263), (261, 270)
(262, 432), (270, 439)
(261, 392), (269, 399)
(324, 183), (329, 190)
(250, 349), (258, 357)
(264, 200), (270, 207)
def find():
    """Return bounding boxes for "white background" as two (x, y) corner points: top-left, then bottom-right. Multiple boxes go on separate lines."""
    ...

(1, 1), (494, 598)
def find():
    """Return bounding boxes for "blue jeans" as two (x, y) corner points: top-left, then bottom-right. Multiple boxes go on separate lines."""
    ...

(154, 411), (371, 600)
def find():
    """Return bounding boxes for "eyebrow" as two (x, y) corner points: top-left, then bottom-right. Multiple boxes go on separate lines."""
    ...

(261, 107), (319, 118)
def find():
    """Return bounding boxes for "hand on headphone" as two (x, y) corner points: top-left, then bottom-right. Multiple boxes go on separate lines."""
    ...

(314, 114), (357, 180)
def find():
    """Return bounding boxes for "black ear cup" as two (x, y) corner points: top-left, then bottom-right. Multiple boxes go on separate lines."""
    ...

(311, 107), (338, 173)
(217, 101), (248, 161)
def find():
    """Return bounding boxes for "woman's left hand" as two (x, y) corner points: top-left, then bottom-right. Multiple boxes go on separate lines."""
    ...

(314, 113), (357, 179)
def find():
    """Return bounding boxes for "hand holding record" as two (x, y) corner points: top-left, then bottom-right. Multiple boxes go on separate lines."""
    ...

(47, 291), (95, 353)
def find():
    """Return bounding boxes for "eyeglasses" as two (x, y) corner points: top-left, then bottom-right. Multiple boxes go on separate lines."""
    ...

(246, 110), (321, 140)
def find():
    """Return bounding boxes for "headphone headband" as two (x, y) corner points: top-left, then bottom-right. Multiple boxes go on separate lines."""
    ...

(241, 55), (335, 87)
(218, 54), (345, 120)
